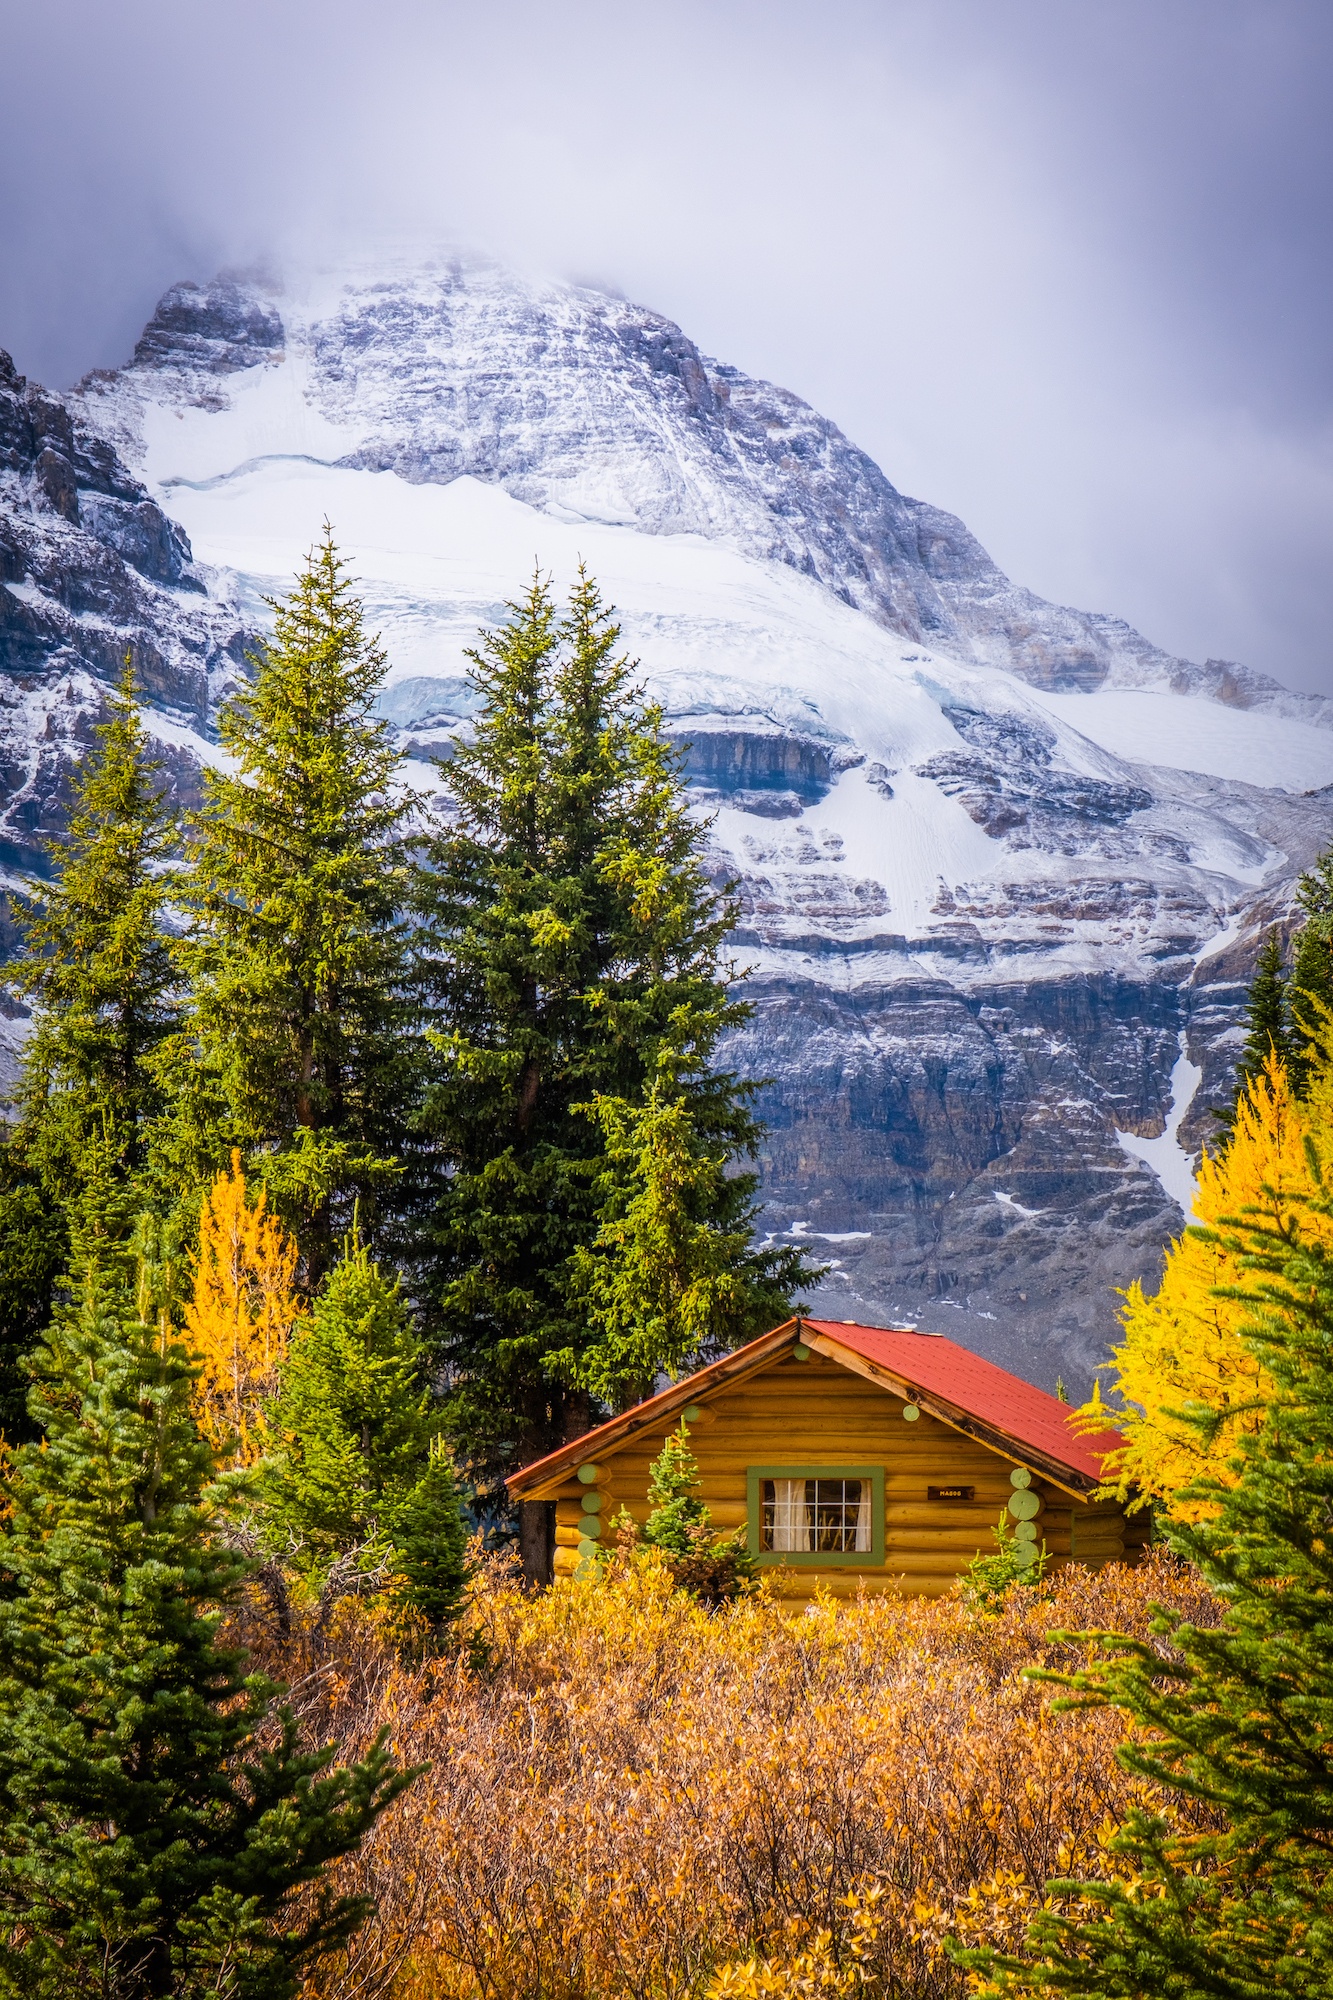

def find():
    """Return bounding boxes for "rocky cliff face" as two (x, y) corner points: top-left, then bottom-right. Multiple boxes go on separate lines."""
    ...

(0, 344), (252, 877)
(2, 256), (1327, 1390)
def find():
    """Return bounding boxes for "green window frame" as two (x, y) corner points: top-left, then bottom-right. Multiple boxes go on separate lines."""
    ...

(746, 1464), (885, 1568)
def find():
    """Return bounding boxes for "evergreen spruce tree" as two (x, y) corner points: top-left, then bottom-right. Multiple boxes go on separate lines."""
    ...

(1287, 846), (1333, 1098)
(418, 569), (812, 1563)
(561, 1037), (800, 1409)
(967, 1037), (1333, 2000)
(0, 658), (178, 1437)
(264, 1234), (468, 1631)
(629, 1421), (757, 1606)
(0, 1232), (411, 1998)
(173, 531), (420, 1275)
(639, 1421), (710, 1558)
(1217, 927), (1293, 1128)
(1289, 923), (1333, 1098)
(388, 1442), (472, 1634)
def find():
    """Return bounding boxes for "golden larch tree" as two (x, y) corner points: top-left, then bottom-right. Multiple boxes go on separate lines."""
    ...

(185, 1153), (302, 1463)
(1085, 1053), (1333, 1517)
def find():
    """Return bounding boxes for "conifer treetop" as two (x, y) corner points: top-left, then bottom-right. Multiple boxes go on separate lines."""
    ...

(419, 566), (817, 1485)
(197, 527), (410, 909)
(10, 652), (178, 1173)
(177, 528), (424, 1264)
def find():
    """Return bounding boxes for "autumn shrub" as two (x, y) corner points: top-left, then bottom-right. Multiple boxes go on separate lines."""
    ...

(186, 1150), (303, 1464)
(229, 1549), (1219, 2000)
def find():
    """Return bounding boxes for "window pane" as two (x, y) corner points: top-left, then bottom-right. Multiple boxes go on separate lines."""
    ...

(759, 1475), (874, 1555)
(761, 1478), (812, 1551)
(810, 1478), (862, 1551)
(855, 1480), (872, 1552)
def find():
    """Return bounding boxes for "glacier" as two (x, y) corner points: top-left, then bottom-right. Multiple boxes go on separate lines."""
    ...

(4, 254), (1331, 1390)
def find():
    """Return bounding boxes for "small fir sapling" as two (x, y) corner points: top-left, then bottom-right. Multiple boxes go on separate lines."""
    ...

(959, 1509), (1049, 1611)
(630, 1422), (757, 1606)
(389, 1440), (472, 1633)
(263, 1229), (469, 1633)
(641, 1422), (711, 1556)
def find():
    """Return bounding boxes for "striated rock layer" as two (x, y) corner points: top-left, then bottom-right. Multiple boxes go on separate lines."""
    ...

(1, 256), (1329, 1389)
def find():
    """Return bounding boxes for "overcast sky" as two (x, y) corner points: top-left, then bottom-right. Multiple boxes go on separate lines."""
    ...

(2, 0), (1330, 691)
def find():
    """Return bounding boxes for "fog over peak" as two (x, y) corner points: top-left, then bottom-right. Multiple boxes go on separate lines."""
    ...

(2, 0), (1330, 692)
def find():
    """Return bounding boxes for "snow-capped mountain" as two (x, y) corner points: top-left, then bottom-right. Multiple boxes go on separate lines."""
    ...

(5, 256), (1331, 1388)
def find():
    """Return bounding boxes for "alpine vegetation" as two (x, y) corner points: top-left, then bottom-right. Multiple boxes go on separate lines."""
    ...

(0, 1227), (411, 1998)
(415, 566), (811, 1564)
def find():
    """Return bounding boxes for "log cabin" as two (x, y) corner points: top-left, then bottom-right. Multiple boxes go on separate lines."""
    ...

(507, 1316), (1145, 1598)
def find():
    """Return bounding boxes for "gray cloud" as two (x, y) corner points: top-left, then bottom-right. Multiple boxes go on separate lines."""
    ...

(2, 0), (1330, 690)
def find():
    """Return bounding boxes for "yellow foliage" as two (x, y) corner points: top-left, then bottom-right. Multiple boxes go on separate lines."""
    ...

(1085, 1055), (1333, 1517)
(185, 1153), (301, 1464)
(262, 1548), (1218, 2000)
(707, 1887), (888, 1999)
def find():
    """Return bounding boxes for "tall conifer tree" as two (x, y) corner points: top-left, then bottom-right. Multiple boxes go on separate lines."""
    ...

(418, 570), (810, 1567)
(1289, 926), (1333, 1097)
(1217, 927), (1292, 1128)
(0, 658), (177, 1435)
(174, 531), (420, 1275)
(1288, 846), (1333, 1096)
(0, 1235), (411, 1997)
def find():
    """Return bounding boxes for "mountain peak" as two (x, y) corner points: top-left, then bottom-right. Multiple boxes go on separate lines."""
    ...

(82, 257), (1313, 715)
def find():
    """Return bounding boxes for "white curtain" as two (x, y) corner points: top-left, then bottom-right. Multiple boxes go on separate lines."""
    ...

(768, 1478), (813, 1551)
(854, 1481), (872, 1552)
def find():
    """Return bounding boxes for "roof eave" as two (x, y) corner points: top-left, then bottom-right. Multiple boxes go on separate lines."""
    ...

(505, 1318), (802, 1500)
(506, 1318), (1121, 1503)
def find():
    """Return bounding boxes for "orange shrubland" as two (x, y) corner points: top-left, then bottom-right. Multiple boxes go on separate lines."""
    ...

(248, 1548), (1217, 2000)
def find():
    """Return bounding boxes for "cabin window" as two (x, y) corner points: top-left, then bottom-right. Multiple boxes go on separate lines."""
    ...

(746, 1465), (885, 1566)
(762, 1477), (870, 1552)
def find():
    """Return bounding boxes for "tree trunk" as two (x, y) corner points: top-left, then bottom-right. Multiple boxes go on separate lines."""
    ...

(562, 1388), (593, 1445)
(518, 1499), (555, 1589)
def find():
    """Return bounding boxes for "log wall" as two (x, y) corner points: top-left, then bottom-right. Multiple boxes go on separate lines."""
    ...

(548, 1348), (1147, 1598)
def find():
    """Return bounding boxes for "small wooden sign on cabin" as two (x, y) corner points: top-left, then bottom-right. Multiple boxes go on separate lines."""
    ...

(507, 1318), (1145, 1599)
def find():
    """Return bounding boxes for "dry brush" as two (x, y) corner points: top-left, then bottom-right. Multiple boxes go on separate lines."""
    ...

(234, 1550), (1218, 2000)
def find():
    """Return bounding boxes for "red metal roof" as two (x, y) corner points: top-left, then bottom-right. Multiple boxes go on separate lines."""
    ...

(506, 1315), (1125, 1497)
(801, 1319), (1120, 1484)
